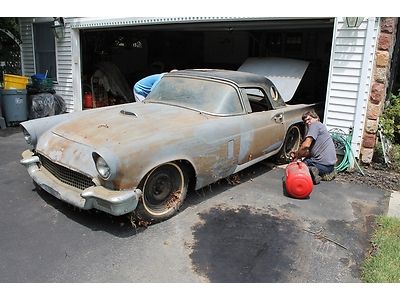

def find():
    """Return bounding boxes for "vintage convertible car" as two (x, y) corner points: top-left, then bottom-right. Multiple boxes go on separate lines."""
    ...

(20, 68), (319, 223)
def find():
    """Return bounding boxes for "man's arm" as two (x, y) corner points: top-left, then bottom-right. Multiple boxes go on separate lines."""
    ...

(292, 137), (313, 160)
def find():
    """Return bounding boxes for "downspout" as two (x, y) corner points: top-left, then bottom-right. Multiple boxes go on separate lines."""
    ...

(350, 17), (378, 164)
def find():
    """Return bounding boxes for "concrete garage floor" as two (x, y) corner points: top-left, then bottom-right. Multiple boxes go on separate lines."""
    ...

(0, 127), (390, 282)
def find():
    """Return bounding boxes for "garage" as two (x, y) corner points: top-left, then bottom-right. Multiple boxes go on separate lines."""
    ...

(20, 17), (387, 162)
(78, 18), (334, 114)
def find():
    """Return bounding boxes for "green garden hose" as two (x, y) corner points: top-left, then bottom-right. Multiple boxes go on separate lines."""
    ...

(329, 128), (365, 175)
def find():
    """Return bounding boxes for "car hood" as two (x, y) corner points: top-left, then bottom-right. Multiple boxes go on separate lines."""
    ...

(38, 102), (224, 181)
(238, 57), (309, 102)
(50, 102), (210, 148)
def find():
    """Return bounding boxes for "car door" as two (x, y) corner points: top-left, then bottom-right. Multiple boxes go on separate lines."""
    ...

(237, 87), (286, 165)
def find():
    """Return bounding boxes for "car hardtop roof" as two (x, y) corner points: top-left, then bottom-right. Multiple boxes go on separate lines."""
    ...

(166, 69), (275, 88)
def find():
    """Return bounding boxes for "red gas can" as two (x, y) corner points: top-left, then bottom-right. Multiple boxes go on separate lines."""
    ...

(285, 161), (313, 199)
(83, 92), (93, 108)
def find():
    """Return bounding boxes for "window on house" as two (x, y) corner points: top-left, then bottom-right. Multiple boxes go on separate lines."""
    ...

(33, 22), (57, 80)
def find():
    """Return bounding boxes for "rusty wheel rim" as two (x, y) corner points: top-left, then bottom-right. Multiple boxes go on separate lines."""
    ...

(142, 163), (184, 215)
(284, 126), (301, 157)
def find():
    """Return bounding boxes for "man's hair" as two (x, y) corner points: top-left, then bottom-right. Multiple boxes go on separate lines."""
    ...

(302, 110), (320, 122)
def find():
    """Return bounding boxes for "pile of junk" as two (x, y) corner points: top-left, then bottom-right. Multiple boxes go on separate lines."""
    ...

(0, 72), (66, 129)
(27, 73), (66, 119)
(83, 62), (134, 109)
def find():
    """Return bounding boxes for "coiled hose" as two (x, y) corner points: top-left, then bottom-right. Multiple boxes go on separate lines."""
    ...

(329, 128), (365, 175)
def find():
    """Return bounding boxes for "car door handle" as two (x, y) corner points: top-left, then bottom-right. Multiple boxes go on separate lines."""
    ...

(273, 113), (283, 123)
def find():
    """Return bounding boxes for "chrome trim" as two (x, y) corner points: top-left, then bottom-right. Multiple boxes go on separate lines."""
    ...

(20, 149), (141, 216)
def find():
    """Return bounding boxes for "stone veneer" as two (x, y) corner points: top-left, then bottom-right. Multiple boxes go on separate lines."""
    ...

(360, 17), (398, 163)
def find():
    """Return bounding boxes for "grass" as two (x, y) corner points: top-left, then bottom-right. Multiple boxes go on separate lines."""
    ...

(361, 215), (400, 282)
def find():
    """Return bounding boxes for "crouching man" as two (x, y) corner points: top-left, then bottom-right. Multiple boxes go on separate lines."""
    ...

(291, 110), (337, 184)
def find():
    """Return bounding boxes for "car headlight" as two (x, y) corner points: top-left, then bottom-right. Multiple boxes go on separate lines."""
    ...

(92, 150), (118, 180)
(95, 156), (111, 179)
(21, 125), (37, 146)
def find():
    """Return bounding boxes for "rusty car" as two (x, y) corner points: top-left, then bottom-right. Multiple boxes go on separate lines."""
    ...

(20, 68), (319, 223)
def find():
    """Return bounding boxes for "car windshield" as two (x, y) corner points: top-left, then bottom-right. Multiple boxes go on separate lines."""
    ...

(147, 76), (243, 115)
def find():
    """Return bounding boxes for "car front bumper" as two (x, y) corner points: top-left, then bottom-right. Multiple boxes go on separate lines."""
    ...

(20, 150), (142, 216)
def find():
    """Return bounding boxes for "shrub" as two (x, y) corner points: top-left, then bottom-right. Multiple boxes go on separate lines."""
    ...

(378, 90), (400, 172)
(373, 141), (400, 172)
(372, 141), (385, 164)
(390, 144), (400, 172)
(380, 90), (400, 144)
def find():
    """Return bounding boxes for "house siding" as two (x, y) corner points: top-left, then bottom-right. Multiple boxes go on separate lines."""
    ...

(19, 18), (35, 76)
(18, 17), (75, 112)
(324, 17), (379, 158)
(54, 21), (74, 112)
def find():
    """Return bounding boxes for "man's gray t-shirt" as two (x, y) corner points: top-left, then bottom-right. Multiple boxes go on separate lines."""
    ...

(306, 122), (337, 165)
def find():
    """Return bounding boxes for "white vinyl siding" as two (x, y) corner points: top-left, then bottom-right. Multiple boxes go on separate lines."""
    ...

(19, 18), (75, 112)
(19, 18), (35, 76)
(324, 17), (379, 158)
(54, 21), (74, 112)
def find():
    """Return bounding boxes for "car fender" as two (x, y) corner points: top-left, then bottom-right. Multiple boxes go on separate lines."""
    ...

(20, 113), (72, 147)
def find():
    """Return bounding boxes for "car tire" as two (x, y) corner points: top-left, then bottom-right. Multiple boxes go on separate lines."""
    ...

(134, 162), (188, 224)
(275, 125), (302, 164)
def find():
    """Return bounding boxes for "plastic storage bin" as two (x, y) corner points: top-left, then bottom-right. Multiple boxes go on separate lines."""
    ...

(1, 89), (28, 126)
(31, 77), (54, 91)
(3, 74), (29, 90)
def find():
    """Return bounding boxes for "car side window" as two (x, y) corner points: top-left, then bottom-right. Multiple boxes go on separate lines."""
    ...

(243, 88), (272, 113)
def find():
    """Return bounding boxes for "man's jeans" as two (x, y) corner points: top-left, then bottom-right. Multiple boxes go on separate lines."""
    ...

(304, 159), (335, 176)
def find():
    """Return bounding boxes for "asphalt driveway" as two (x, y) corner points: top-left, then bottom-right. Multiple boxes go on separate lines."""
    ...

(0, 127), (389, 282)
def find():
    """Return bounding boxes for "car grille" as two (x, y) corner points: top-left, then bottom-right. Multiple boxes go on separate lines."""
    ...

(39, 154), (95, 190)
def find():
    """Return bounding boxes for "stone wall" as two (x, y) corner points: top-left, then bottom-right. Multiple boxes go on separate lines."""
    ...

(360, 17), (398, 163)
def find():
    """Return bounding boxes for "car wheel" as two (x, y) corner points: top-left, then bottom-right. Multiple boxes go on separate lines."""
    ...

(134, 162), (188, 224)
(275, 125), (302, 164)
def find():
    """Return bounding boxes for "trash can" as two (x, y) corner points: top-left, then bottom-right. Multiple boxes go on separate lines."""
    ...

(1, 89), (28, 126)
(0, 89), (6, 129)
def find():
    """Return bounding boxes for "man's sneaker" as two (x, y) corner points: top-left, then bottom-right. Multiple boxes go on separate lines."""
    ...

(308, 166), (321, 185)
(321, 170), (336, 181)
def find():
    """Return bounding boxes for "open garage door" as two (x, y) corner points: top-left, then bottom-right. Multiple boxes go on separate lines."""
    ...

(79, 18), (334, 113)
